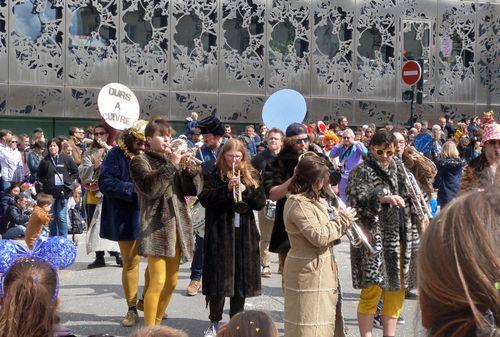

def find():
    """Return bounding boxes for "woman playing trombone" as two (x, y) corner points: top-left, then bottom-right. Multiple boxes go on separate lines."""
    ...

(198, 138), (266, 337)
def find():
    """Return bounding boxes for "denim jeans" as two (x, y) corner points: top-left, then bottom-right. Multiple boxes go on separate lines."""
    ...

(3, 225), (26, 239)
(49, 197), (69, 237)
(190, 233), (204, 281)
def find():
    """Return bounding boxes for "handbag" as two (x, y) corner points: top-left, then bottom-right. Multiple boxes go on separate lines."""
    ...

(264, 200), (276, 220)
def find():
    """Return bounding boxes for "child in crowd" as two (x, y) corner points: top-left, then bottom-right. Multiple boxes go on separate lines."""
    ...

(217, 311), (278, 337)
(25, 193), (54, 249)
(0, 237), (77, 337)
(129, 326), (188, 337)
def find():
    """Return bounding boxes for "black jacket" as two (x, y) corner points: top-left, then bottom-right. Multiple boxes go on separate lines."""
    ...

(251, 149), (276, 173)
(433, 158), (465, 207)
(0, 201), (29, 234)
(198, 161), (266, 298)
(37, 154), (79, 199)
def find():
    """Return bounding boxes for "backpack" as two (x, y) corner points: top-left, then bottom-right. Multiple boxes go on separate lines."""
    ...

(68, 207), (85, 235)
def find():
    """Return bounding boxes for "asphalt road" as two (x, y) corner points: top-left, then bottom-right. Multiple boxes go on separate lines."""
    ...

(59, 234), (425, 337)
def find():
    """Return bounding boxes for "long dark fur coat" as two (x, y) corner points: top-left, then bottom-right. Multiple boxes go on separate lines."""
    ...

(198, 161), (266, 298)
(346, 155), (419, 291)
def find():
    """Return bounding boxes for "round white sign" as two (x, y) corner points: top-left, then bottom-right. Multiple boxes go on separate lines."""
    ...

(98, 83), (140, 130)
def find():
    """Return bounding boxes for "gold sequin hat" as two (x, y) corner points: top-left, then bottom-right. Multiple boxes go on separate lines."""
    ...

(130, 119), (147, 141)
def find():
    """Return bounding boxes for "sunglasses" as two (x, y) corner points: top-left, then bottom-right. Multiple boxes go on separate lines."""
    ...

(94, 132), (107, 136)
(372, 146), (395, 156)
(11, 140), (18, 143)
(295, 137), (310, 144)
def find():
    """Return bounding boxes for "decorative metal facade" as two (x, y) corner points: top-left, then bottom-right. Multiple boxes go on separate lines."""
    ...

(0, 0), (498, 125)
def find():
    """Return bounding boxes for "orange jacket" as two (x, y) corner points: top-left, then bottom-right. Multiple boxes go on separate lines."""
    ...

(25, 206), (52, 250)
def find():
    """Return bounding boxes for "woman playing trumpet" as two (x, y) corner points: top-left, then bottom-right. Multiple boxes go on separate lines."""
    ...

(130, 117), (202, 326)
(198, 138), (266, 337)
(283, 155), (357, 337)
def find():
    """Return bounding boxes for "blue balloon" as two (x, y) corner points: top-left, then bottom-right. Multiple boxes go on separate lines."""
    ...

(414, 133), (433, 155)
(262, 89), (307, 132)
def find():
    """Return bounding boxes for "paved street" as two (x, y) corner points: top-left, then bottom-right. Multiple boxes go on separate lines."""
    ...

(59, 235), (424, 337)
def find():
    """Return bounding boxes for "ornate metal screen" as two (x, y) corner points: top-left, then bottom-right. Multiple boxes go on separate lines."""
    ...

(0, 0), (498, 125)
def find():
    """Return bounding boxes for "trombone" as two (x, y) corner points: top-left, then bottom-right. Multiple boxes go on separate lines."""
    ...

(231, 162), (250, 214)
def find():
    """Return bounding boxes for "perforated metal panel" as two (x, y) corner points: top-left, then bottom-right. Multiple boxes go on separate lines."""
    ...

(0, 0), (498, 123)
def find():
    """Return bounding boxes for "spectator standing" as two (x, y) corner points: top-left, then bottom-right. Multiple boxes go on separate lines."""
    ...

(30, 127), (45, 146)
(67, 127), (86, 166)
(240, 125), (261, 157)
(27, 140), (46, 183)
(461, 123), (500, 192)
(433, 141), (466, 208)
(17, 134), (30, 179)
(329, 129), (368, 202)
(251, 128), (284, 278)
(0, 135), (24, 191)
(185, 111), (199, 134)
(338, 116), (349, 131)
(36, 138), (78, 236)
(186, 128), (201, 149)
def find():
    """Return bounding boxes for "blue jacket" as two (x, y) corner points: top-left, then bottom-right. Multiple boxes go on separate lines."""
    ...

(433, 158), (465, 207)
(98, 146), (140, 241)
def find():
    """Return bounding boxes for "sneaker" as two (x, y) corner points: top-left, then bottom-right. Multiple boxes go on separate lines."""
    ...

(186, 280), (201, 296)
(397, 315), (405, 325)
(137, 299), (144, 311)
(87, 258), (106, 269)
(203, 322), (219, 337)
(373, 314), (382, 329)
(261, 266), (272, 278)
(121, 310), (139, 327)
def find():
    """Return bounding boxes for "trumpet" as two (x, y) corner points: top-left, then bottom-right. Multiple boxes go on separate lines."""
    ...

(330, 194), (380, 256)
(231, 162), (250, 214)
(400, 161), (432, 220)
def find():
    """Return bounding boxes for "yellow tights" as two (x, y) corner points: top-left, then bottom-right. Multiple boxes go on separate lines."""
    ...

(118, 240), (149, 308)
(144, 243), (181, 326)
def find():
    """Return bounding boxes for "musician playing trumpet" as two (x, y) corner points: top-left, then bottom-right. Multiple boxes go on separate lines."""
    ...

(283, 155), (356, 337)
(130, 117), (201, 326)
(198, 138), (266, 337)
(346, 129), (420, 337)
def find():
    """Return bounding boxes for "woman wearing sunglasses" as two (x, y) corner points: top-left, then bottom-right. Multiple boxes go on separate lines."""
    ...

(346, 129), (420, 337)
(461, 122), (500, 192)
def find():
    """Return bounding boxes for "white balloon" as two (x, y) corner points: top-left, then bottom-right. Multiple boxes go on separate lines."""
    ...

(98, 83), (140, 130)
(262, 89), (307, 132)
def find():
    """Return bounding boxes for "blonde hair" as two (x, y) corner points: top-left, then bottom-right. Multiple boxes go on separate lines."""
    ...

(220, 311), (278, 337)
(129, 326), (188, 337)
(216, 138), (259, 189)
(418, 190), (500, 337)
(441, 141), (460, 159)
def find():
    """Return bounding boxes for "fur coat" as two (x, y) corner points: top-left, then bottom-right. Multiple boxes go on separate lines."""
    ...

(346, 155), (419, 291)
(198, 161), (266, 298)
(460, 154), (500, 193)
(130, 150), (201, 261)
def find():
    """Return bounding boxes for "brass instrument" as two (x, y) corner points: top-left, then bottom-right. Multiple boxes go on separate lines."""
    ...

(330, 194), (380, 256)
(400, 161), (433, 219)
(231, 162), (250, 214)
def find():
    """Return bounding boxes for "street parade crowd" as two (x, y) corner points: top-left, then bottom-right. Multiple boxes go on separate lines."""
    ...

(0, 111), (498, 337)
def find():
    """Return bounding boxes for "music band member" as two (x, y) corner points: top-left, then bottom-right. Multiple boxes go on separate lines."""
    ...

(461, 123), (500, 192)
(263, 123), (319, 277)
(79, 124), (121, 269)
(251, 127), (284, 278)
(283, 155), (356, 337)
(130, 117), (201, 326)
(99, 120), (148, 327)
(186, 115), (227, 297)
(346, 130), (419, 337)
(199, 138), (266, 337)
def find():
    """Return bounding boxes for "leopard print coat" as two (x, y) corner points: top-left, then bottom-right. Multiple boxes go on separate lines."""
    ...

(346, 155), (419, 291)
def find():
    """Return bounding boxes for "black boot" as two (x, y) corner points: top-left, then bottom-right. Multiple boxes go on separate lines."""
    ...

(88, 251), (106, 269)
(109, 251), (123, 267)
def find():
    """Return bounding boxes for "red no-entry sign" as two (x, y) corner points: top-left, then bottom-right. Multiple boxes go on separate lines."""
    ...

(402, 61), (422, 86)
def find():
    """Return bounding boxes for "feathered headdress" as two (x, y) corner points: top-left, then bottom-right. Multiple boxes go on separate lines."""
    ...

(0, 236), (77, 302)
